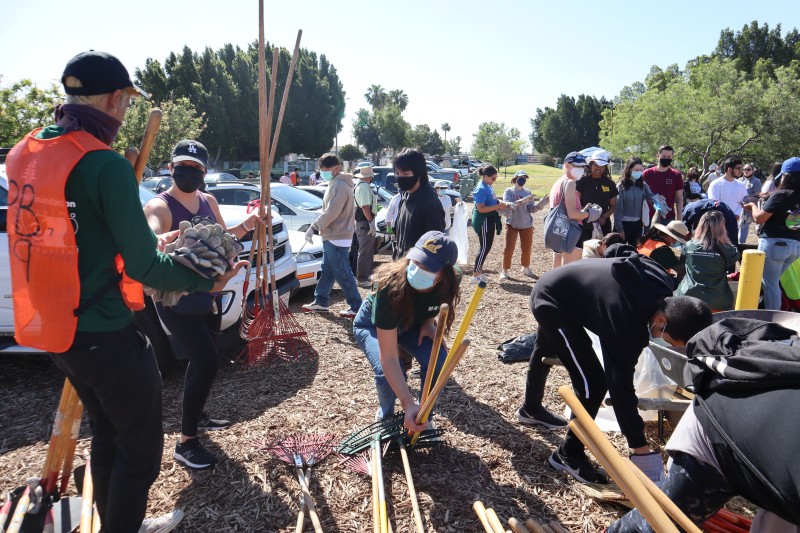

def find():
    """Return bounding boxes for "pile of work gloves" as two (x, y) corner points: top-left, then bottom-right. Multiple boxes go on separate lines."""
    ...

(145, 220), (244, 306)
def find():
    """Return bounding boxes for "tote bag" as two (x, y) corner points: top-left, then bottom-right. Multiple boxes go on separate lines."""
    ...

(543, 180), (582, 253)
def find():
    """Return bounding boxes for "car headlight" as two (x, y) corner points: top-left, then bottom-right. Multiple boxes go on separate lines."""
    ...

(295, 251), (314, 263)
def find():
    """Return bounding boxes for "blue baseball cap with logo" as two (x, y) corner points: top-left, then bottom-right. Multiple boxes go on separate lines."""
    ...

(564, 151), (587, 166)
(780, 157), (800, 175)
(406, 231), (458, 273)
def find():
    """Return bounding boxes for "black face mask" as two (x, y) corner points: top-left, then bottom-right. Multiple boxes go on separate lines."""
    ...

(516, 178), (527, 186)
(397, 175), (419, 191)
(659, 158), (673, 167)
(172, 165), (205, 193)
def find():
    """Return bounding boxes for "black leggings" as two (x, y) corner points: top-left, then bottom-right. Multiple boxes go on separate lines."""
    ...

(155, 303), (220, 437)
(474, 217), (495, 273)
(621, 220), (644, 247)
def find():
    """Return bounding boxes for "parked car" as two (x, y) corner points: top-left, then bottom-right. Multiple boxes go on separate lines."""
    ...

(356, 161), (373, 169)
(140, 176), (172, 194)
(287, 231), (323, 288)
(426, 162), (461, 188)
(206, 182), (322, 232)
(0, 165), (299, 369)
(299, 183), (394, 212)
(204, 172), (239, 185)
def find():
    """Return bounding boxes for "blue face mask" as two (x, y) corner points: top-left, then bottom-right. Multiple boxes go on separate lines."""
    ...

(631, 171), (643, 180)
(406, 262), (437, 291)
(320, 170), (334, 182)
(516, 178), (527, 186)
(648, 321), (667, 342)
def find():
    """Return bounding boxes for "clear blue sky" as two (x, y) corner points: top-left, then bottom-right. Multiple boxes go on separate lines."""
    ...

(3, 0), (798, 154)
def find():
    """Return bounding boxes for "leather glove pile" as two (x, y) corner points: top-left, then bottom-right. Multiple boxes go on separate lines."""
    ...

(583, 203), (603, 223)
(145, 220), (244, 306)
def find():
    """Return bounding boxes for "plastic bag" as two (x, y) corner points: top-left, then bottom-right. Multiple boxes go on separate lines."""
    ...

(452, 202), (469, 265)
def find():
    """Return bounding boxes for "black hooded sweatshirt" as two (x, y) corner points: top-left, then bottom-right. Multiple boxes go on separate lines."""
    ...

(532, 255), (675, 447)
(393, 180), (445, 259)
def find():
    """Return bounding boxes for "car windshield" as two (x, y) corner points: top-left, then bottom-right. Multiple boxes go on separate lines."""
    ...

(272, 186), (323, 210)
(141, 178), (159, 189)
(139, 186), (156, 206)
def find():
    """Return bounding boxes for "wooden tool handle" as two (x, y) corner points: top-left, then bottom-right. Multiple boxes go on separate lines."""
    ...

(485, 508), (505, 533)
(524, 519), (547, 533)
(371, 446), (380, 533)
(6, 486), (30, 533)
(472, 501), (494, 533)
(416, 339), (471, 424)
(295, 468), (311, 533)
(508, 517), (528, 533)
(295, 467), (323, 533)
(80, 459), (94, 533)
(398, 442), (424, 533)
(133, 109), (162, 184)
(420, 304), (448, 406)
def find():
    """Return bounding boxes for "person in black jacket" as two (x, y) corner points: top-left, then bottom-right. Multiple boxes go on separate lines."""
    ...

(392, 148), (445, 259)
(610, 318), (800, 532)
(517, 255), (712, 484)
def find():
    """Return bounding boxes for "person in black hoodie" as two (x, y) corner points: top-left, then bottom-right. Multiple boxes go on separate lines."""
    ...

(517, 254), (712, 484)
(610, 318), (800, 532)
(392, 148), (445, 259)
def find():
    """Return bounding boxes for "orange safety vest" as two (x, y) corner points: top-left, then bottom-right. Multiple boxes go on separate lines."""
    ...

(637, 239), (666, 257)
(6, 129), (145, 353)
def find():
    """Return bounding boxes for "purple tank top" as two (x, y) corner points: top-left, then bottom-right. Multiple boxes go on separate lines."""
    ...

(157, 191), (216, 231)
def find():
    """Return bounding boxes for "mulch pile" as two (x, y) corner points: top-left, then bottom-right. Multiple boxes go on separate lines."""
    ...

(0, 208), (754, 532)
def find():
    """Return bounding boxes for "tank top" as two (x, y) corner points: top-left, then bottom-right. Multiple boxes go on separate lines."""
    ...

(157, 191), (216, 230)
(550, 176), (581, 210)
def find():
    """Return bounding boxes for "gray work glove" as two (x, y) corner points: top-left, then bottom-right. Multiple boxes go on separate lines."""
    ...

(305, 226), (315, 244)
(583, 204), (603, 224)
(368, 219), (377, 236)
(630, 451), (665, 483)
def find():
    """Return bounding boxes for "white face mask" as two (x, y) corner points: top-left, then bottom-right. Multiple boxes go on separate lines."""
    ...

(569, 166), (585, 179)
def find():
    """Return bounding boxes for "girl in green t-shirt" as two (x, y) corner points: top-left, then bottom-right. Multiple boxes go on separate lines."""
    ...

(353, 231), (461, 432)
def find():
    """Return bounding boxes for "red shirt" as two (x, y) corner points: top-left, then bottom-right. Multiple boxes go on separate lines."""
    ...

(289, 171), (298, 186)
(643, 166), (683, 220)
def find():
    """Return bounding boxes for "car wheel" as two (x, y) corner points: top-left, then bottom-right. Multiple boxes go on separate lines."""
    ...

(133, 299), (176, 374)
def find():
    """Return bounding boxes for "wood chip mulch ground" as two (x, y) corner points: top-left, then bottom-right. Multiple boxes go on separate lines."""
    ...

(0, 207), (754, 532)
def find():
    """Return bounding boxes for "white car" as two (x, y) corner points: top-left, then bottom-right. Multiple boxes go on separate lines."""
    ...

(288, 231), (323, 288)
(206, 182), (322, 232)
(0, 167), (299, 367)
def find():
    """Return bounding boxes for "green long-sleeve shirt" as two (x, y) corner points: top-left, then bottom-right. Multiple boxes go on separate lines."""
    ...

(37, 126), (213, 332)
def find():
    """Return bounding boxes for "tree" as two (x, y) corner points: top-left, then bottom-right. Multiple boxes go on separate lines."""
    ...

(364, 84), (387, 110)
(375, 105), (410, 150)
(472, 122), (527, 167)
(338, 143), (362, 163)
(115, 97), (205, 170)
(441, 122), (451, 142)
(352, 108), (382, 155)
(443, 135), (461, 156)
(0, 78), (62, 146)
(713, 21), (800, 77)
(530, 94), (607, 158)
(409, 124), (444, 155)
(388, 89), (409, 111)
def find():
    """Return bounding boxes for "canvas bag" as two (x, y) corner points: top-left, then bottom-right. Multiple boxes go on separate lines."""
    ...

(543, 180), (581, 253)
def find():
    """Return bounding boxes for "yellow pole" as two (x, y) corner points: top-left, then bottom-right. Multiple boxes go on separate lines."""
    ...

(735, 249), (765, 310)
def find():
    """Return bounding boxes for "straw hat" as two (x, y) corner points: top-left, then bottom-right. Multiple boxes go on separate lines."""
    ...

(652, 220), (690, 243)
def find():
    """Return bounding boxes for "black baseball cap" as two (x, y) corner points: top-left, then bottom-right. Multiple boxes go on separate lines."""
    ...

(172, 140), (209, 169)
(62, 50), (148, 97)
(406, 231), (458, 273)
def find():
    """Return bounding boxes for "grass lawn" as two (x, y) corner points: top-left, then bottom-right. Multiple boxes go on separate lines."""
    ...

(490, 164), (563, 197)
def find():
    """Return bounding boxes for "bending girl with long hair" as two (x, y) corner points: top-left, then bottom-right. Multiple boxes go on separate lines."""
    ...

(353, 231), (461, 431)
(676, 210), (739, 311)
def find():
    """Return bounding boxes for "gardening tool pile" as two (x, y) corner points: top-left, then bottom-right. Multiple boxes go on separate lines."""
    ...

(702, 509), (752, 533)
(473, 500), (572, 533)
(261, 433), (336, 533)
(240, 1), (312, 366)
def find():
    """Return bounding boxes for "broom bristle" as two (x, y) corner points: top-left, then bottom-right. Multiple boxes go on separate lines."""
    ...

(245, 293), (315, 367)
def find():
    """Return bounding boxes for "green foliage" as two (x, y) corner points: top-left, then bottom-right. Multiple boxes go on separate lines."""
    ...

(441, 122), (451, 141)
(409, 124), (444, 155)
(713, 22), (800, 77)
(0, 78), (62, 146)
(472, 122), (527, 167)
(443, 135), (461, 156)
(353, 107), (382, 154)
(364, 85), (387, 110)
(530, 94), (608, 159)
(135, 41), (346, 163)
(540, 154), (556, 167)
(338, 143), (362, 162)
(388, 89), (408, 111)
(375, 105), (410, 150)
(114, 97), (204, 169)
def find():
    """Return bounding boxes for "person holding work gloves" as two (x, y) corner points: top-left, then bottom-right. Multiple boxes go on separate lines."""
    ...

(353, 231), (461, 429)
(471, 165), (514, 284)
(500, 170), (547, 279)
(517, 255), (712, 484)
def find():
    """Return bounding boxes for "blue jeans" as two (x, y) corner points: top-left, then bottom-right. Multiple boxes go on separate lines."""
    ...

(314, 240), (363, 310)
(353, 299), (447, 419)
(758, 237), (800, 310)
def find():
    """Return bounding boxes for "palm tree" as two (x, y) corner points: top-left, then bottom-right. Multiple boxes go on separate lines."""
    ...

(388, 89), (409, 111)
(441, 122), (451, 142)
(364, 84), (387, 110)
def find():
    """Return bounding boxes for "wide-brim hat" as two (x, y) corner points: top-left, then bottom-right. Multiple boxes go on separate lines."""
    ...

(653, 220), (689, 244)
(358, 167), (375, 179)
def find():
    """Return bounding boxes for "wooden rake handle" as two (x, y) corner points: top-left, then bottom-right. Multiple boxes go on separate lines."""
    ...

(398, 441), (424, 533)
(420, 304), (449, 406)
(133, 109), (162, 185)
(294, 465), (323, 533)
(472, 501), (494, 533)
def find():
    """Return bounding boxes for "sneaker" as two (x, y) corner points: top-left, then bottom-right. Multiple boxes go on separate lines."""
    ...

(302, 301), (329, 313)
(499, 270), (509, 280)
(174, 438), (217, 469)
(522, 266), (537, 279)
(139, 510), (185, 533)
(338, 308), (357, 319)
(516, 406), (568, 429)
(548, 449), (608, 484)
(198, 412), (229, 431)
(357, 279), (373, 289)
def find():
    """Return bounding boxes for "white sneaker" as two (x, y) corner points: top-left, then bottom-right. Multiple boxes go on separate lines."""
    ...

(522, 266), (537, 278)
(139, 510), (184, 533)
(499, 270), (509, 280)
(302, 301), (329, 313)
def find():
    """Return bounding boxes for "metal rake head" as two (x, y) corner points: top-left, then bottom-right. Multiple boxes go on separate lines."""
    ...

(335, 413), (405, 455)
(261, 433), (336, 466)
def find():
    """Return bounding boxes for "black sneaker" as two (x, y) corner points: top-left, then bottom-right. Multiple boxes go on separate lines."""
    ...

(197, 412), (230, 431)
(174, 438), (217, 469)
(548, 449), (608, 484)
(516, 406), (568, 429)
